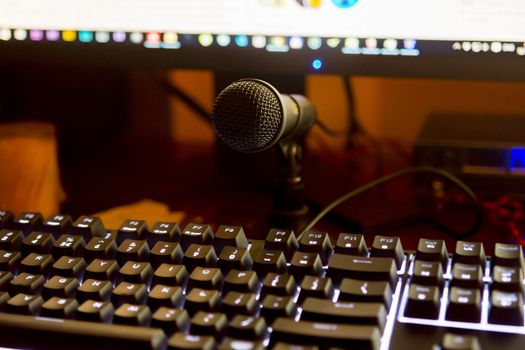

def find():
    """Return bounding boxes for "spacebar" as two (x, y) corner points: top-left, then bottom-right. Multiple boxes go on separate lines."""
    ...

(0, 313), (167, 350)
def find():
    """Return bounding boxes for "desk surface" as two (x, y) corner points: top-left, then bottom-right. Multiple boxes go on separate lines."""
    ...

(60, 137), (518, 254)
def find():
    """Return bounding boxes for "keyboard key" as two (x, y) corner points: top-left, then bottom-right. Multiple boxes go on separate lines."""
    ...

(453, 241), (486, 266)
(6, 293), (43, 315)
(261, 273), (296, 297)
(187, 266), (223, 290)
(492, 243), (525, 268)
(371, 235), (404, 269)
(214, 225), (249, 254)
(148, 284), (183, 310)
(118, 261), (154, 285)
(111, 281), (147, 307)
(180, 223), (213, 251)
(335, 233), (368, 256)
(0, 250), (22, 271)
(327, 253), (397, 287)
(42, 276), (79, 299)
(117, 239), (150, 264)
(76, 279), (112, 302)
(190, 311), (228, 339)
(489, 290), (524, 326)
(252, 249), (287, 277)
(113, 303), (152, 326)
(220, 338), (264, 350)
(0, 229), (23, 250)
(76, 299), (114, 322)
(404, 284), (440, 319)
(20, 252), (54, 276)
(298, 231), (333, 265)
(339, 278), (393, 310)
(0, 291), (10, 308)
(223, 269), (259, 294)
(264, 228), (298, 260)
(51, 234), (85, 258)
(152, 264), (188, 287)
(297, 276), (334, 304)
(415, 238), (449, 269)
(184, 288), (220, 316)
(10, 212), (43, 236)
(218, 246), (253, 272)
(117, 219), (148, 244)
(289, 251), (323, 279)
(40, 296), (78, 319)
(451, 263), (483, 289)
(150, 241), (183, 268)
(411, 260), (444, 287)
(183, 244), (218, 272)
(84, 259), (119, 282)
(84, 237), (117, 262)
(221, 291), (257, 317)
(51, 256), (86, 278)
(9, 272), (45, 295)
(445, 287), (481, 323)
(151, 307), (189, 335)
(168, 333), (216, 350)
(260, 295), (295, 323)
(0, 271), (13, 290)
(0, 312), (165, 349)
(270, 317), (380, 350)
(301, 297), (387, 330)
(41, 215), (73, 238)
(21, 232), (54, 255)
(228, 315), (267, 340)
(441, 333), (482, 350)
(0, 210), (14, 229)
(492, 265), (523, 292)
(70, 216), (106, 241)
(146, 221), (181, 246)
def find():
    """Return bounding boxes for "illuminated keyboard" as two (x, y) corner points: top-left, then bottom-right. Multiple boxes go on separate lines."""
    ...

(0, 210), (524, 349)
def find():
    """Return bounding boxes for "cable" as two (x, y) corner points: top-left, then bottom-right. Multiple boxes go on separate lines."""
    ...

(342, 75), (364, 136)
(299, 166), (483, 240)
(148, 72), (212, 122)
(314, 119), (349, 137)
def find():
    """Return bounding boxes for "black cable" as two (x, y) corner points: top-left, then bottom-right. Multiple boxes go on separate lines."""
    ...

(342, 75), (364, 136)
(314, 119), (349, 137)
(148, 72), (212, 123)
(299, 166), (484, 240)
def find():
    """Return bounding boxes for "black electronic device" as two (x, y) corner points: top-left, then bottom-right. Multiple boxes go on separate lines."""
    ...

(0, 210), (524, 349)
(415, 114), (525, 199)
(0, 2), (524, 80)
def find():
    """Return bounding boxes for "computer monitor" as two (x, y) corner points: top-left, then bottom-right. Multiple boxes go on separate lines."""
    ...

(1, 0), (525, 81)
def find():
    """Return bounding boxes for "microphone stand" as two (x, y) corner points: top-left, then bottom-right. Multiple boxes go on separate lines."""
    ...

(271, 139), (310, 232)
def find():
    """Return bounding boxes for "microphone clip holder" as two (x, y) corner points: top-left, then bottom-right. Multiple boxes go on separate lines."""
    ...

(271, 138), (309, 230)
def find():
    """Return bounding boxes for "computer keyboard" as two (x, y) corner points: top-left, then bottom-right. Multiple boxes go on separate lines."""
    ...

(0, 211), (524, 349)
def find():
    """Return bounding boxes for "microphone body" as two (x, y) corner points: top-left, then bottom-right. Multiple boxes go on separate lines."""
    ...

(212, 79), (316, 153)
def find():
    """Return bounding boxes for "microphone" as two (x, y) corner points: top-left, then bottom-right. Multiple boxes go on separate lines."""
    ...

(212, 78), (316, 153)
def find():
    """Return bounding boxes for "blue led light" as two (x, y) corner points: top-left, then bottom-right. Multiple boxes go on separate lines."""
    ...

(509, 147), (525, 170)
(235, 35), (249, 47)
(312, 59), (322, 70)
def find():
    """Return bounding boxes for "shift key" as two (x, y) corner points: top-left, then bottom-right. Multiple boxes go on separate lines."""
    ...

(327, 254), (397, 287)
(271, 317), (380, 350)
(301, 297), (387, 330)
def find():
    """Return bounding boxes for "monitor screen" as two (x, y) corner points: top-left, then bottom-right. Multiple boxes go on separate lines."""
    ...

(1, 0), (525, 80)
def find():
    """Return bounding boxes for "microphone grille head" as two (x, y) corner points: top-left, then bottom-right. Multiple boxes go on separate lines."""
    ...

(212, 79), (284, 153)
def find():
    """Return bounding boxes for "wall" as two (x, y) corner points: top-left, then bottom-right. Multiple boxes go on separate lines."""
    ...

(167, 70), (525, 150)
